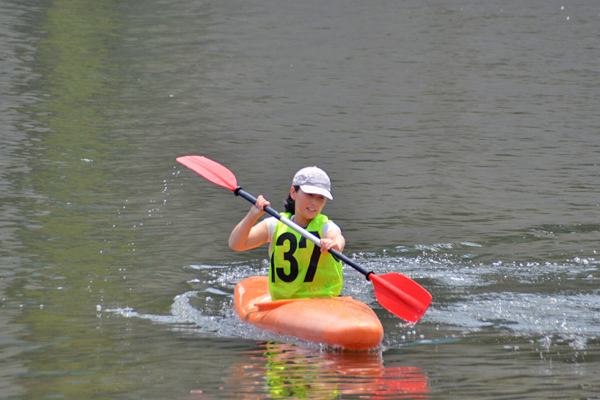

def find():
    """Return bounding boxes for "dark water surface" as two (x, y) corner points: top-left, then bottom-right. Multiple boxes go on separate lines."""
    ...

(1, 0), (599, 398)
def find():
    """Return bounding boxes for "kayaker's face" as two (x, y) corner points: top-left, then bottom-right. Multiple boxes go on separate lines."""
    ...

(291, 187), (326, 225)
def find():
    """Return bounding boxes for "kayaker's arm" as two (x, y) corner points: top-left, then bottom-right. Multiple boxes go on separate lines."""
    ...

(229, 195), (270, 251)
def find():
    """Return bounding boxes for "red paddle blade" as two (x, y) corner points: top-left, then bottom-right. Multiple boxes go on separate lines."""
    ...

(176, 156), (238, 191)
(369, 273), (432, 323)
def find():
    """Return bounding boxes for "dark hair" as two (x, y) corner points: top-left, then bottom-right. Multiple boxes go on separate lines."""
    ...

(284, 185), (300, 214)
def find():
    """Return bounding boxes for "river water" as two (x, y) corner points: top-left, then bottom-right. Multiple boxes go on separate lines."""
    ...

(1, 0), (599, 398)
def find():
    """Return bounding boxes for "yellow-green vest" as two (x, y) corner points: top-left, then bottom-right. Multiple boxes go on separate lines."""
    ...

(269, 212), (343, 300)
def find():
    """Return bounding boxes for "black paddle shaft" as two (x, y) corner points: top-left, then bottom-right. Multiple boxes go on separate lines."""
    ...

(234, 187), (374, 279)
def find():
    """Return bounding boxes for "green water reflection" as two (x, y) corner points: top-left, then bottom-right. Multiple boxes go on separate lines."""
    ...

(215, 342), (429, 400)
(13, 0), (137, 397)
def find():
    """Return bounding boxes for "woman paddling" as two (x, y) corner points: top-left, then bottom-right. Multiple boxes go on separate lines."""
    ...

(229, 167), (345, 300)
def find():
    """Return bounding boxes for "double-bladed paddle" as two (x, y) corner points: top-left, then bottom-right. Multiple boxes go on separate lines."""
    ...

(176, 155), (432, 323)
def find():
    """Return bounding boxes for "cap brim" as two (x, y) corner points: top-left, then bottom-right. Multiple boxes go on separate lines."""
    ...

(300, 185), (333, 200)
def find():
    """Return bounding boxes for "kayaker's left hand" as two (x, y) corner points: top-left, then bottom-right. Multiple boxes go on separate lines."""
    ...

(320, 238), (340, 253)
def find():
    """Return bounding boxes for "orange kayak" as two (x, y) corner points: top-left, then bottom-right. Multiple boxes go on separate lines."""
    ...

(234, 276), (384, 351)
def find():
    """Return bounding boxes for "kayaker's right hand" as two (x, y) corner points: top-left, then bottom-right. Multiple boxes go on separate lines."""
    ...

(229, 195), (271, 251)
(251, 195), (270, 217)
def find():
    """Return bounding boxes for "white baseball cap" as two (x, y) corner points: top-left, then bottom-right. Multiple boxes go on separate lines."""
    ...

(292, 166), (333, 200)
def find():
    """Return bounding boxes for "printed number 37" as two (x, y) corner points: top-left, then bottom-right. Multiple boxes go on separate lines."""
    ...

(271, 231), (321, 283)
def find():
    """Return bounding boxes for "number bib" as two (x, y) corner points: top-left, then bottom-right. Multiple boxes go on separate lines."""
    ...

(269, 212), (343, 300)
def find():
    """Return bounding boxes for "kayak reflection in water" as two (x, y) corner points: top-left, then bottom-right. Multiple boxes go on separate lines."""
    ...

(229, 166), (346, 300)
(220, 342), (430, 400)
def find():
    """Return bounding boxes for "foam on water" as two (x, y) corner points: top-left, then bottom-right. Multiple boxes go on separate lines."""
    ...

(428, 292), (600, 344)
(369, 245), (600, 348)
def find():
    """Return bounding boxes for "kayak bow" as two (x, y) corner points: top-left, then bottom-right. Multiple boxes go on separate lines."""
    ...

(234, 276), (384, 350)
